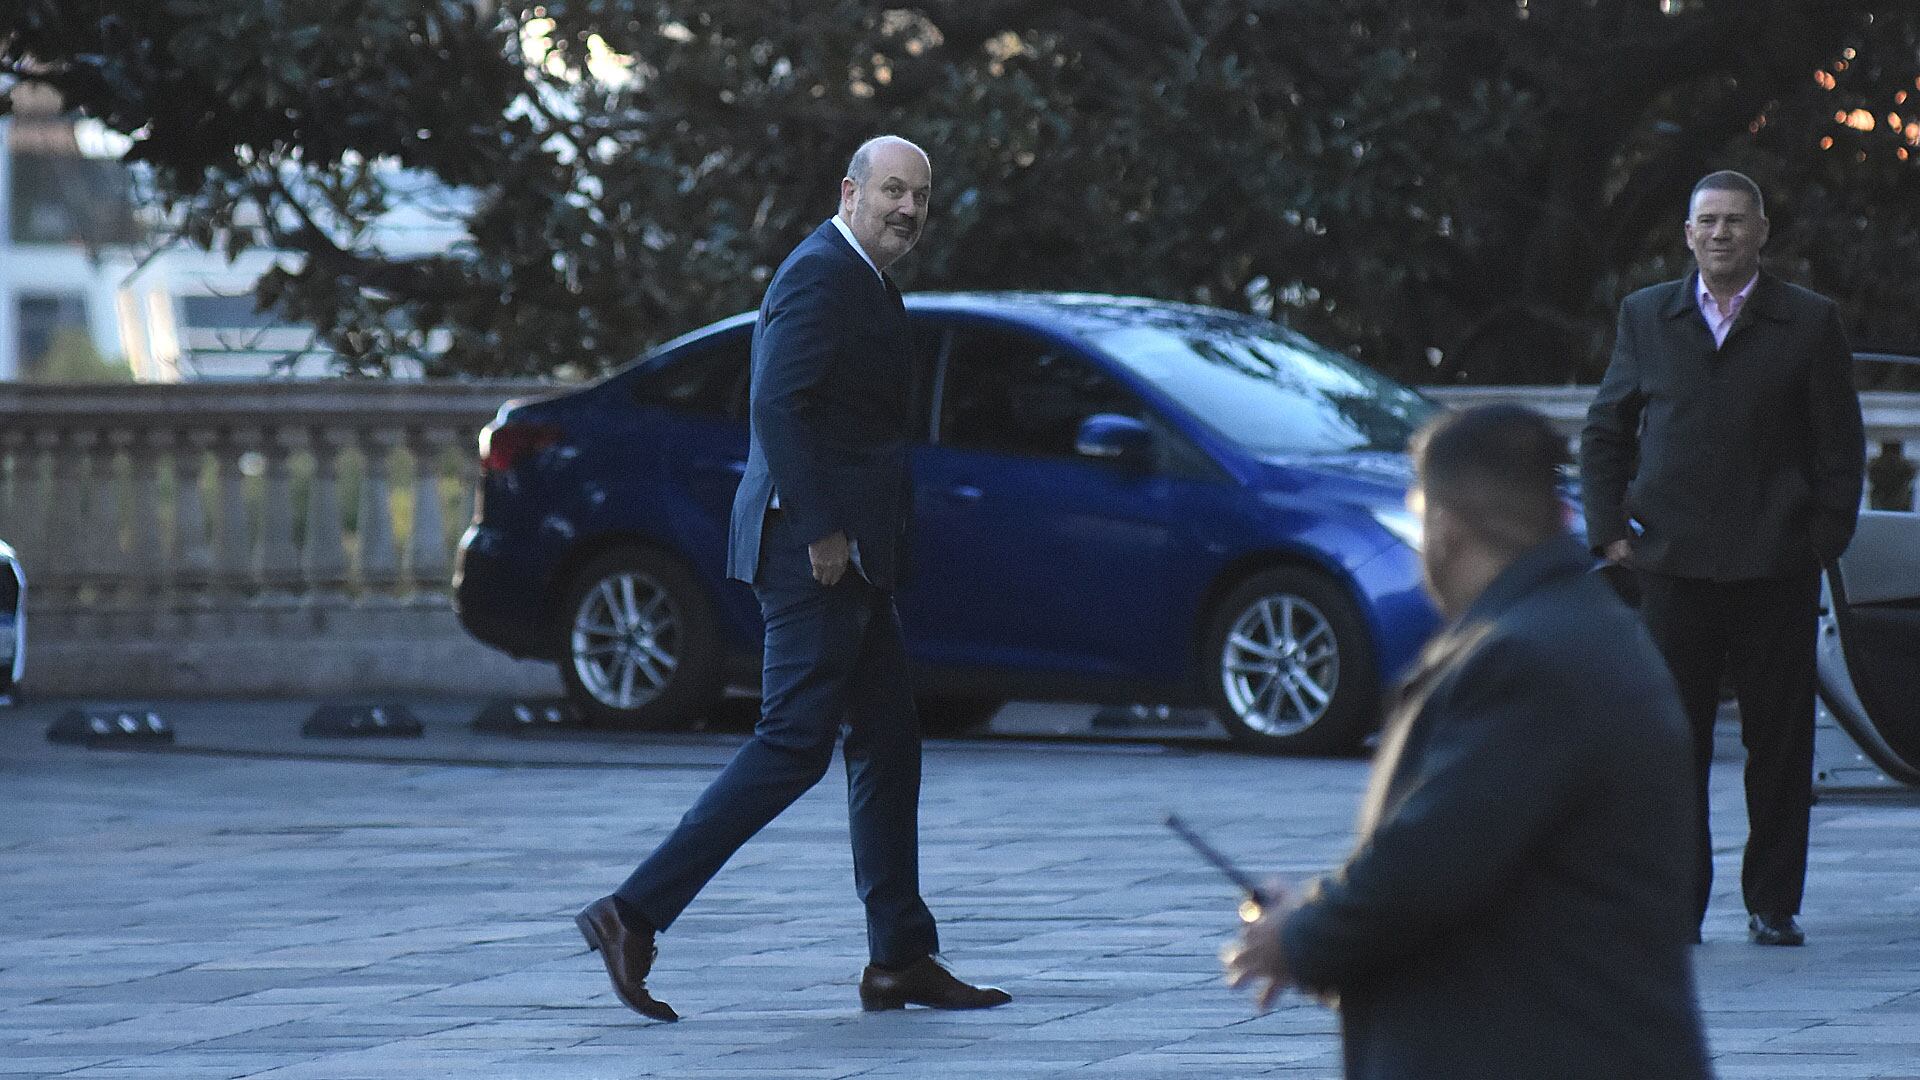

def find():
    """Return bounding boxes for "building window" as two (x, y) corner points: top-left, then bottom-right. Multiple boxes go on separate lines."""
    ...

(17, 293), (89, 371)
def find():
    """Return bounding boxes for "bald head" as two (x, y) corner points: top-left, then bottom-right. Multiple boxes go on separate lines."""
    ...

(839, 135), (931, 270)
(847, 136), (928, 185)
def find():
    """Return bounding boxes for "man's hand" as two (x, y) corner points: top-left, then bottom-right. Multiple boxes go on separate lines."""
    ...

(809, 531), (850, 586)
(1221, 880), (1295, 1011)
(1602, 538), (1633, 564)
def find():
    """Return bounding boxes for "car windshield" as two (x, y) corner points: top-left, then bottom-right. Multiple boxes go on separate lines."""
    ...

(1087, 322), (1437, 455)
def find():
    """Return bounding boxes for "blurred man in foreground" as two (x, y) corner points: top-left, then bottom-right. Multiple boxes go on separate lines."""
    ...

(1224, 405), (1711, 1080)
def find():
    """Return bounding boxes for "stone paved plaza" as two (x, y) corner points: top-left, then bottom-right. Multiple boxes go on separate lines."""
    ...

(2, 700), (1918, 1079)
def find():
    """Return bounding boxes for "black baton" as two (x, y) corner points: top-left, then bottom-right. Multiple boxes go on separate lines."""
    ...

(1165, 813), (1278, 908)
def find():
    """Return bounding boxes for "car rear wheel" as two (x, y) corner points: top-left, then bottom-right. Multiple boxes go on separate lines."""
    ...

(1202, 567), (1379, 755)
(557, 547), (724, 729)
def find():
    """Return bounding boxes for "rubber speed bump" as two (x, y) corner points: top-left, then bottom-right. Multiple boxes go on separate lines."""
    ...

(48, 709), (174, 746)
(301, 704), (423, 738)
(472, 699), (585, 735)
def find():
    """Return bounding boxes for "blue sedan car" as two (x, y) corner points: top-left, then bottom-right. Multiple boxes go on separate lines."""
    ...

(454, 293), (1440, 754)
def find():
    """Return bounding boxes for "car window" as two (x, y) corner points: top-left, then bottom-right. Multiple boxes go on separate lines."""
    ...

(1088, 323), (1435, 455)
(631, 328), (751, 420)
(908, 317), (944, 443)
(939, 327), (1144, 458)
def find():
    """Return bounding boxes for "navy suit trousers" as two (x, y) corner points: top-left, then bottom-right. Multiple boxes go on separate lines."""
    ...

(615, 511), (938, 967)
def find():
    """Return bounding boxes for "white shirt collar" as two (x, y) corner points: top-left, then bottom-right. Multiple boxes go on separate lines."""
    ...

(830, 215), (883, 280)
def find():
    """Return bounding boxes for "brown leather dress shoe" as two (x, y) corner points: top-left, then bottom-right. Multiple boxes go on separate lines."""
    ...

(858, 956), (1012, 1011)
(576, 897), (679, 1021)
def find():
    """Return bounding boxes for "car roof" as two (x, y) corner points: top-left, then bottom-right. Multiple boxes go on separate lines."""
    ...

(639, 291), (1283, 369)
(905, 291), (1275, 337)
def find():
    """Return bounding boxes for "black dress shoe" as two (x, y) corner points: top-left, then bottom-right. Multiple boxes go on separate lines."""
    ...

(576, 897), (679, 1021)
(1748, 912), (1806, 947)
(859, 956), (1012, 1011)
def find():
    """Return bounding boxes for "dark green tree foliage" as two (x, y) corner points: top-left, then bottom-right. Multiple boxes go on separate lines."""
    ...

(4, 1), (1918, 381)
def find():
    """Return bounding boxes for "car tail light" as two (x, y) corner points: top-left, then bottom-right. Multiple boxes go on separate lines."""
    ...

(479, 420), (563, 473)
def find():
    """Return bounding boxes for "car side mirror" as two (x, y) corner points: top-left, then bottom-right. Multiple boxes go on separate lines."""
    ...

(1075, 414), (1153, 470)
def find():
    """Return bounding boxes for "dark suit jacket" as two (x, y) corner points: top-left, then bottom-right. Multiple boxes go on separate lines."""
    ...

(1580, 271), (1864, 580)
(726, 220), (915, 589)
(1281, 537), (1711, 1080)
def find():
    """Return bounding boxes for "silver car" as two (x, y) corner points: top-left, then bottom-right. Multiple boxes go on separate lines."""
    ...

(0, 539), (22, 705)
(1821, 353), (1920, 785)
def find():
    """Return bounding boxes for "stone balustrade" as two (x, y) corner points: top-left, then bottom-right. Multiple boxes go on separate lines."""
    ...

(0, 380), (559, 697)
(1426, 385), (1920, 511)
(0, 381), (562, 603)
(0, 380), (1915, 699)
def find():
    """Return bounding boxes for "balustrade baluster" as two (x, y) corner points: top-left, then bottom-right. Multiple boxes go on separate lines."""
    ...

(215, 428), (259, 596)
(1, 428), (31, 560)
(453, 422), (485, 531)
(85, 429), (131, 603)
(22, 430), (57, 586)
(258, 426), (304, 593)
(304, 426), (350, 594)
(45, 428), (90, 605)
(0, 428), (15, 532)
(173, 429), (216, 596)
(356, 429), (401, 594)
(405, 426), (454, 594)
(127, 427), (171, 600)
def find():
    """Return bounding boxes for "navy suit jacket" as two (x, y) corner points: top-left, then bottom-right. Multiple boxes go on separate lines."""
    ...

(1281, 537), (1711, 1080)
(725, 220), (915, 590)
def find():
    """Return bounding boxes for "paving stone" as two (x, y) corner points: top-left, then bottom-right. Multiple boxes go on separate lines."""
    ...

(2, 700), (1918, 1077)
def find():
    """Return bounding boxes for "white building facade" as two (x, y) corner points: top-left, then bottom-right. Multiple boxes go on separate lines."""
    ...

(1, 89), (460, 382)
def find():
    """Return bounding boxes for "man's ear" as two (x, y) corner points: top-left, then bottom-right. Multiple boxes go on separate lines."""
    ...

(1424, 500), (1460, 553)
(839, 177), (856, 211)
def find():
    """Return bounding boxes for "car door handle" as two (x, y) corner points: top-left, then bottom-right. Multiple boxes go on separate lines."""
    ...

(943, 484), (984, 504)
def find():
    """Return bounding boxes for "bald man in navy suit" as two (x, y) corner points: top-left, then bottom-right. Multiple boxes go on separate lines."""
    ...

(575, 136), (1009, 1021)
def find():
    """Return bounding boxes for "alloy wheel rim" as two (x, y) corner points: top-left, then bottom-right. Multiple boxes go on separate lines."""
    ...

(571, 571), (681, 710)
(1220, 593), (1339, 736)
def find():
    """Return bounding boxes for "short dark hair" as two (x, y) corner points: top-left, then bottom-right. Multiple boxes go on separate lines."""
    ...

(1690, 170), (1766, 218)
(1410, 404), (1571, 556)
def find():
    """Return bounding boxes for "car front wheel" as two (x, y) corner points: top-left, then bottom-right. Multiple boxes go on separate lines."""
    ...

(557, 547), (724, 729)
(1202, 567), (1379, 755)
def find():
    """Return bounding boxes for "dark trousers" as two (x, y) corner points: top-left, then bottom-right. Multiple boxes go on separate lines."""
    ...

(614, 513), (938, 968)
(1638, 571), (1820, 925)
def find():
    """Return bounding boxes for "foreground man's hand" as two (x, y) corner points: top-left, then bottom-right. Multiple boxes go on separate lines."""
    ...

(1222, 880), (1295, 1011)
(1603, 538), (1633, 564)
(809, 530), (850, 585)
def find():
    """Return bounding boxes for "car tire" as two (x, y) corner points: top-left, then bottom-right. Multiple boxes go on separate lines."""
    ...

(556, 547), (724, 729)
(1202, 566), (1379, 756)
(915, 695), (1004, 736)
